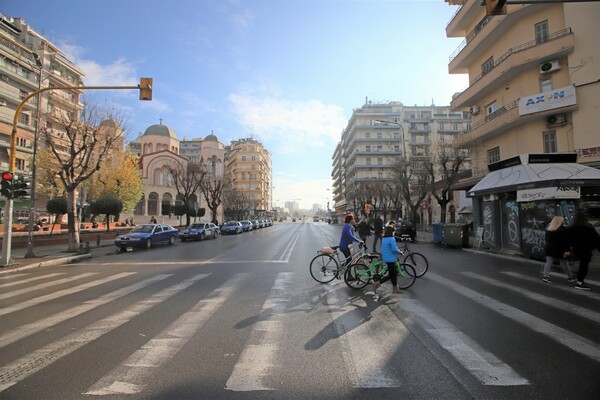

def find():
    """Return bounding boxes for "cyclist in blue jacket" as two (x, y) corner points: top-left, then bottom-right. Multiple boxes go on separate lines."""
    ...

(339, 214), (362, 264)
(373, 225), (402, 293)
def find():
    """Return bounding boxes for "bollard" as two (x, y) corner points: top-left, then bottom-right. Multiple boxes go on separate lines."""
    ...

(85, 241), (91, 253)
(97, 234), (101, 247)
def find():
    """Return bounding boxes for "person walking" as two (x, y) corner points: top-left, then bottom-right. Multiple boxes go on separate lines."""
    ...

(372, 225), (402, 293)
(339, 214), (362, 265)
(150, 216), (157, 224)
(372, 215), (384, 253)
(542, 216), (575, 283)
(356, 216), (373, 243)
(566, 211), (600, 290)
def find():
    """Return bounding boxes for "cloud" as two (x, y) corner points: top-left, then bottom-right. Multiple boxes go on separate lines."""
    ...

(228, 94), (346, 150)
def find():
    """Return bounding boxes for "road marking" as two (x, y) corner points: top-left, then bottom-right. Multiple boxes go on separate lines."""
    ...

(0, 273), (134, 317)
(429, 273), (600, 362)
(0, 273), (65, 288)
(501, 271), (600, 300)
(463, 272), (600, 324)
(0, 273), (97, 300)
(0, 274), (209, 393)
(84, 273), (246, 396)
(0, 274), (172, 349)
(324, 284), (405, 388)
(226, 272), (293, 391)
(84, 260), (289, 266)
(391, 297), (529, 386)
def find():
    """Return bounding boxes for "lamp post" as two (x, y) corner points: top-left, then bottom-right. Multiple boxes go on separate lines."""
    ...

(2, 78), (153, 266)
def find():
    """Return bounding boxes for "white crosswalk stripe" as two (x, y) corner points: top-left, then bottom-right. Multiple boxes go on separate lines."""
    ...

(0, 272), (98, 300)
(0, 273), (65, 289)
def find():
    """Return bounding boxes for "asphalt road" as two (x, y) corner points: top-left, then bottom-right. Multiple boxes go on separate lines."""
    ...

(0, 221), (598, 399)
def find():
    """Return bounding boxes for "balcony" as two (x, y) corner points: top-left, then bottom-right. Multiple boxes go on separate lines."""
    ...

(452, 28), (574, 109)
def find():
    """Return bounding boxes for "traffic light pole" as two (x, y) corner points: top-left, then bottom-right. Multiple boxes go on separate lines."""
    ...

(2, 79), (152, 267)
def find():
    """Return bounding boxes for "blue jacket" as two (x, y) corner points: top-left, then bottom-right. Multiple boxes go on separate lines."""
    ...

(381, 236), (401, 263)
(339, 223), (360, 251)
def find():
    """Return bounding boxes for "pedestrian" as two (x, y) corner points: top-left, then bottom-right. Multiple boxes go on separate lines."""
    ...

(372, 215), (384, 252)
(542, 216), (575, 283)
(565, 211), (600, 290)
(150, 216), (157, 224)
(372, 225), (403, 294)
(339, 214), (362, 265)
(356, 216), (373, 242)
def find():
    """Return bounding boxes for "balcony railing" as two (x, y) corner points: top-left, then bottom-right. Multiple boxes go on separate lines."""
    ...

(449, 15), (493, 62)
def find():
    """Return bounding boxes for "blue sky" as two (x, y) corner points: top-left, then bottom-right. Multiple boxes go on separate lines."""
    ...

(3, 0), (468, 210)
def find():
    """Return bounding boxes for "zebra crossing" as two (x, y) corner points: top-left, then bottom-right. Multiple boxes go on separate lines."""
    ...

(0, 267), (598, 397)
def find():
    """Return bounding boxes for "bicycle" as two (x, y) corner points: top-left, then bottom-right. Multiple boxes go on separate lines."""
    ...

(344, 257), (416, 290)
(309, 243), (380, 284)
(397, 234), (429, 277)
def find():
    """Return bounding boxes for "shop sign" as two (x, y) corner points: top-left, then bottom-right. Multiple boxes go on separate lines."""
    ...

(518, 85), (576, 116)
(517, 186), (580, 202)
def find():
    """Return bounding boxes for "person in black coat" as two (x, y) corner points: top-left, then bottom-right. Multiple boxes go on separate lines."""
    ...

(356, 216), (373, 242)
(566, 211), (600, 290)
(542, 216), (575, 283)
(372, 215), (384, 253)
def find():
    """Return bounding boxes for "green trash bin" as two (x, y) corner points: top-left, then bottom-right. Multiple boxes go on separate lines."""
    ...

(442, 223), (468, 247)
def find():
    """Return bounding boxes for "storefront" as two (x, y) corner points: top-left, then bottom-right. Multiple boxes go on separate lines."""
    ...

(468, 153), (600, 260)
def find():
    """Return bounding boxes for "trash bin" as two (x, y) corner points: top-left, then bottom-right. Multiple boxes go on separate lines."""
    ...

(432, 222), (444, 243)
(443, 223), (469, 247)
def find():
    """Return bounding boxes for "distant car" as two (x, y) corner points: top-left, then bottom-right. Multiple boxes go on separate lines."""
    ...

(251, 219), (261, 229)
(393, 219), (417, 242)
(115, 223), (178, 250)
(239, 220), (254, 232)
(221, 221), (243, 234)
(180, 222), (219, 241)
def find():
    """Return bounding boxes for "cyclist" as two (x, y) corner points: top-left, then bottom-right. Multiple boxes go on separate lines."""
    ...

(339, 214), (363, 265)
(373, 225), (402, 293)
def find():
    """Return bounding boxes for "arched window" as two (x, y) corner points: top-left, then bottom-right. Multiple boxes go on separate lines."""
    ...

(153, 168), (162, 185)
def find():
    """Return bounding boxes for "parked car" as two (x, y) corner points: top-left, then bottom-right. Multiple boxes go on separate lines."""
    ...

(251, 219), (261, 229)
(393, 218), (417, 242)
(115, 223), (178, 250)
(180, 222), (219, 241)
(239, 220), (254, 232)
(221, 221), (243, 234)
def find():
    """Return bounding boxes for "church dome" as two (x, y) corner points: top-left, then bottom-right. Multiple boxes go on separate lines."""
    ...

(143, 122), (178, 139)
(205, 132), (218, 141)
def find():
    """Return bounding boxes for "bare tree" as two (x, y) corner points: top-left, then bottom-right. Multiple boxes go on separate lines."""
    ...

(392, 158), (428, 226)
(199, 166), (225, 224)
(39, 102), (127, 251)
(166, 162), (207, 227)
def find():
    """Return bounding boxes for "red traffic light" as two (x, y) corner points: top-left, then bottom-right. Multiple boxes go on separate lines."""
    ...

(2, 172), (12, 180)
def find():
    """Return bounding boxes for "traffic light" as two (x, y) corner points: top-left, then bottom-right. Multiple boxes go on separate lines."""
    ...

(139, 77), (153, 101)
(1, 171), (13, 198)
(485, 0), (507, 16)
(13, 176), (32, 199)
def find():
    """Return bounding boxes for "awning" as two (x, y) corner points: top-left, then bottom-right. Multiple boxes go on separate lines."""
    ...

(468, 161), (600, 197)
(449, 176), (482, 191)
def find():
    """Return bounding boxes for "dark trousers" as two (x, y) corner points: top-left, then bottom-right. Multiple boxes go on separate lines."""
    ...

(377, 261), (398, 286)
(576, 252), (592, 282)
(341, 247), (351, 265)
(372, 233), (382, 252)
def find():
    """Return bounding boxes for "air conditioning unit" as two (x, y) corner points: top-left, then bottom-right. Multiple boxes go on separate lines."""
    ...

(0, 74), (8, 82)
(540, 60), (560, 74)
(546, 114), (566, 126)
(469, 105), (480, 115)
(0, 99), (6, 106)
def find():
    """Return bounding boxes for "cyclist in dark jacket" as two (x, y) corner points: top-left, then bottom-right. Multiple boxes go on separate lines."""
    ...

(566, 211), (600, 290)
(356, 216), (373, 242)
(339, 214), (362, 264)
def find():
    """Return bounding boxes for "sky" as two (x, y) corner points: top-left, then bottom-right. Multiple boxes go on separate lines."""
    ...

(2, 0), (468, 211)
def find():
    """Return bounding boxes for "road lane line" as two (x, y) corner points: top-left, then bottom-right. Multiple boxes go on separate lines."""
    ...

(0, 273), (98, 300)
(0, 273), (65, 288)
(0, 273), (135, 317)
(429, 273), (600, 362)
(225, 272), (293, 391)
(463, 272), (600, 324)
(0, 274), (172, 349)
(84, 273), (247, 396)
(390, 297), (529, 386)
(501, 271), (600, 300)
(0, 273), (209, 393)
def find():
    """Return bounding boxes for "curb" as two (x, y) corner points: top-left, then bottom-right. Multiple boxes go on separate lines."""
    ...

(0, 253), (93, 275)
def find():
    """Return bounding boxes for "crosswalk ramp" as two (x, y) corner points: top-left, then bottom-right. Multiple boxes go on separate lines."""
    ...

(0, 269), (598, 396)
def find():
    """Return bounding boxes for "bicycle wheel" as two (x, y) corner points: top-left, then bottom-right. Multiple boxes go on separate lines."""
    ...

(309, 254), (339, 283)
(403, 252), (428, 277)
(395, 263), (417, 289)
(344, 262), (371, 289)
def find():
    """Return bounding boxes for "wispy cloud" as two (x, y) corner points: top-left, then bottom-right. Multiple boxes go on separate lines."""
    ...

(228, 94), (346, 151)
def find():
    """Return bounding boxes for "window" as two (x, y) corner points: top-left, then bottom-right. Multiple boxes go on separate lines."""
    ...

(365, 145), (371, 152)
(377, 158), (383, 166)
(488, 147), (500, 164)
(366, 157), (371, 166)
(18, 112), (30, 125)
(365, 132), (371, 139)
(540, 77), (552, 93)
(486, 101), (498, 115)
(241, 155), (246, 161)
(377, 145), (382, 152)
(394, 145), (400, 153)
(376, 132), (382, 139)
(482, 56), (494, 75)
(535, 20), (549, 44)
(543, 130), (557, 153)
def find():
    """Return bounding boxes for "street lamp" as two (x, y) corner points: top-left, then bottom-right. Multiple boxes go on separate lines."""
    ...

(374, 119), (407, 160)
(1, 78), (153, 266)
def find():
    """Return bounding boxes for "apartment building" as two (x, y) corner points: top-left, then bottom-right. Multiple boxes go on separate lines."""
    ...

(332, 100), (470, 223)
(445, 0), (600, 258)
(225, 138), (272, 217)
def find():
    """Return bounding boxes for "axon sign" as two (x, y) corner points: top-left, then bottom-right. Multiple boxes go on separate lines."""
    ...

(518, 85), (576, 116)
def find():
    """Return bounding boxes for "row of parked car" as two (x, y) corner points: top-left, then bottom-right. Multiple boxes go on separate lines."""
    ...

(114, 219), (274, 250)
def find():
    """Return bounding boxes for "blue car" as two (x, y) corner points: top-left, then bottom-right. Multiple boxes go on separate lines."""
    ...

(239, 220), (254, 232)
(180, 222), (219, 241)
(221, 221), (243, 234)
(115, 223), (178, 250)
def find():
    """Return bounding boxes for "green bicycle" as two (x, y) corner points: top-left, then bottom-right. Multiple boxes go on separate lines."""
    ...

(344, 258), (416, 290)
